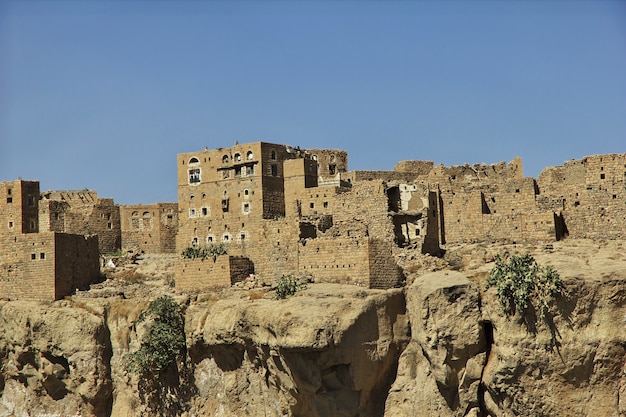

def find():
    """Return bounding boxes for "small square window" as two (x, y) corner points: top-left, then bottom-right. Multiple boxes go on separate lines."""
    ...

(31, 253), (36, 260)
(40, 253), (46, 260)
(202, 207), (208, 216)
(323, 202), (329, 208)
(107, 222), (113, 229)
(600, 173), (605, 179)
(189, 208), (197, 217)
(8, 221), (13, 228)
(6, 197), (12, 203)
(243, 203), (250, 213)
(310, 202), (315, 209)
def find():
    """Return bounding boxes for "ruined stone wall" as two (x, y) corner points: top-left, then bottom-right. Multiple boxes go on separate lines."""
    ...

(304, 148), (348, 177)
(175, 255), (254, 291)
(40, 190), (121, 254)
(394, 160), (434, 175)
(537, 153), (626, 240)
(345, 170), (416, 183)
(120, 203), (178, 253)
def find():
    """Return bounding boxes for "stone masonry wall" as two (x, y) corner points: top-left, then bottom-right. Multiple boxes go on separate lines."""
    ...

(175, 255), (254, 291)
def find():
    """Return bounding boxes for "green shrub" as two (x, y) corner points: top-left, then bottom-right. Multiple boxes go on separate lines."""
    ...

(487, 254), (563, 319)
(125, 296), (185, 378)
(181, 243), (227, 261)
(273, 274), (307, 300)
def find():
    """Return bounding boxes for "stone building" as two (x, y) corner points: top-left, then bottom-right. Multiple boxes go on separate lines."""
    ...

(176, 142), (625, 292)
(119, 203), (178, 253)
(39, 190), (121, 254)
(0, 180), (100, 301)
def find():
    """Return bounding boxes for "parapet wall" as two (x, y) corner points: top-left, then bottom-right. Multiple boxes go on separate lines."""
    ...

(175, 255), (254, 291)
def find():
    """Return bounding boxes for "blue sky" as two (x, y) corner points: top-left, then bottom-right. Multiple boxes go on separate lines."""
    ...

(1, 1), (625, 204)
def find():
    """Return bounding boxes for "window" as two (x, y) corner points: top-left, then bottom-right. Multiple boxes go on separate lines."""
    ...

(222, 155), (229, 163)
(189, 157), (199, 164)
(30, 221), (35, 231)
(329, 164), (336, 175)
(222, 170), (230, 179)
(234, 153), (241, 161)
(222, 198), (229, 212)
(207, 235), (214, 243)
(222, 233), (231, 242)
(8, 221), (13, 229)
(240, 232), (247, 241)
(190, 194), (195, 201)
(323, 202), (328, 208)
(108, 222), (113, 229)
(31, 253), (36, 260)
(310, 202), (315, 209)
(600, 173), (605, 179)
(6, 198), (12, 203)
(189, 168), (201, 184)
(271, 150), (277, 160)
(192, 237), (198, 245)
(235, 166), (242, 177)
(40, 253), (46, 260)
(243, 203), (250, 214)
(143, 211), (150, 217)
(189, 208), (197, 217)
(247, 165), (254, 176)
(244, 189), (249, 197)
(132, 211), (139, 217)
(271, 164), (278, 176)
(247, 151), (254, 160)
(202, 207), (208, 216)
(28, 196), (35, 206)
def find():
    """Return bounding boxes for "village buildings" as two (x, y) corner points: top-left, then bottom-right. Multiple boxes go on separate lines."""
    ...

(1, 142), (624, 300)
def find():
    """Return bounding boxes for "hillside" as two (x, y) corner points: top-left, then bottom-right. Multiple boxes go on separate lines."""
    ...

(1, 239), (625, 416)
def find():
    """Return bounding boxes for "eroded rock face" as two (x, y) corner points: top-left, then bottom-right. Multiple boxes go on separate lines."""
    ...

(0, 301), (113, 417)
(1, 267), (624, 417)
(385, 271), (626, 417)
(185, 285), (410, 417)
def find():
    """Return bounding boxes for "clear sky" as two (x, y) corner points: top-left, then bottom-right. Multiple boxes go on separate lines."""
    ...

(1, 1), (625, 204)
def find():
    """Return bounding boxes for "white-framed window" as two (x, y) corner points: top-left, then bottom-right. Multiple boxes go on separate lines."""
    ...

(206, 235), (215, 243)
(222, 155), (229, 163)
(234, 153), (241, 161)
(238, 231), (248, 242)
(222, 233), (232, 243)
(189, 208), (197, 218)
(201, 206), (210, 217)
(189, 168), (201, 184)
(242, 202), (251, 214)
(247, 150), (254, 160)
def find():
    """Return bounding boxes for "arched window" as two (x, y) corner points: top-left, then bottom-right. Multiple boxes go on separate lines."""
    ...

(190, 194), (195, 201)
(132, 211), (139, 217)
(222, 155), (229, 163)
(244, 189), (249, 196)
(234, 153), (241, 161)
(247, 151), (254, 160)
(189, 157), (199, 164)
(143, 211), (150, 217)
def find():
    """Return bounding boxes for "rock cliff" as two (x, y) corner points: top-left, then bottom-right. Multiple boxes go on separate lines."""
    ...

(1, 241), (625, 416)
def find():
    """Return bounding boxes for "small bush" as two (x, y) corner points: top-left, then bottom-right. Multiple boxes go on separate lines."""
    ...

(487, 254), (563, 319)
(273, 274), (307, 300)
(125, 296), (185, 378)
(181, 243), (227, 261)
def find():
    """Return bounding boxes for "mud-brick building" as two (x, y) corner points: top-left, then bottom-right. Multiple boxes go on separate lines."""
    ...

(119, 203), (178, 253)
(0, 180), (100, 301)
(39, 189), (121, 254)
(176, 142), (405, 289)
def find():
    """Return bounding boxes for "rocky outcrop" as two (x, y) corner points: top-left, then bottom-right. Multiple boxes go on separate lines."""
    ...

(1, 251), (624, 417)
(0, 301), (112, 417)
(185, 285), (410, 417)
(385, 270), (626, 417)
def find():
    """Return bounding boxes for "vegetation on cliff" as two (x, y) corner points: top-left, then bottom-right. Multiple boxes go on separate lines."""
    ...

(487, 253), (563, 319)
